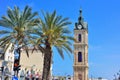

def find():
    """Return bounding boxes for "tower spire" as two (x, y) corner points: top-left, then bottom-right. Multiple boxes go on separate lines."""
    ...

(75, 9), (88, 30)
(78, 8), (83, 24)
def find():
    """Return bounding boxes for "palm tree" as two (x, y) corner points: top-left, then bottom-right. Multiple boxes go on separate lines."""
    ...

(32, 11), (74, 80)
(0, 6), (39, 63)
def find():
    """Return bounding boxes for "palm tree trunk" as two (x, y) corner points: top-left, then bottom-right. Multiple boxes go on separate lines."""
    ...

(17, 47), (21, 64)
(42, 40), (52, 80)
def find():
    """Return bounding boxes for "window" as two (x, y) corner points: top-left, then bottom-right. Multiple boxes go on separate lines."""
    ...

(78, 52), (82, 62)
(78, 74), (82, 80)
(78, 34), (81, 42)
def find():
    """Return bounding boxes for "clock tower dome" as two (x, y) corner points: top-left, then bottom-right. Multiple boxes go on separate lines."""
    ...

(73, 9), (88, 80)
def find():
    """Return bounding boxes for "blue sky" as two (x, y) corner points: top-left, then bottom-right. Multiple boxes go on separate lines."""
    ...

(0, 0), (120, 80)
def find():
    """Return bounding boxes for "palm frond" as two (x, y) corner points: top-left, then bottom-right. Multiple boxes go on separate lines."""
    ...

(24, 46), (29, 57)
(61, 46), (72, 59)
(55, 46), (64, 59)
(0, 30), (11, 35)
(38, 45), (45, 54)
(0, 36), (12, 47)
(4, 42), (11, 53)
(31, 46), (38, 53)
(57, 17), (69, 26)
(13, 6), (20, 22)
(1, 16), (14, 27)
(62, 43), (72, 53)
(7, 7), (16, 23)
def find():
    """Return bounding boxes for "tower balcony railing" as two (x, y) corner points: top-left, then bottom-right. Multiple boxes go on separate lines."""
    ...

(74, 62), (88, 67)
(74, 42), (88, 46)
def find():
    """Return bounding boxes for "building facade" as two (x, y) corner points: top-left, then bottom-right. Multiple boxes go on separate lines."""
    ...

(73, 9), (88, 80)
(20, 49), (44, 76)
(4, 44), (14, 73)
(0, 44), (14, 78)
(0, 46), (44, 78)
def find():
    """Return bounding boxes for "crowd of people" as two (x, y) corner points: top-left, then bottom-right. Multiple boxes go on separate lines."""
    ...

(19, 69), (41, 80)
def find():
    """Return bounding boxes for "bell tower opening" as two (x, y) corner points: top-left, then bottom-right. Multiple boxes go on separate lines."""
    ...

(78, 34), (82, 42)
(78, 52), (82, 62)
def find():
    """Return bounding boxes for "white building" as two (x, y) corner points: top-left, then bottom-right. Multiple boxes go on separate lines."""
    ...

(3, 44), (14, 74)
(0, 44), (15, 79)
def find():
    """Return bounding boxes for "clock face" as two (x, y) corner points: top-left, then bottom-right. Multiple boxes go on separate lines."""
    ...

(78, 25), (82, 29)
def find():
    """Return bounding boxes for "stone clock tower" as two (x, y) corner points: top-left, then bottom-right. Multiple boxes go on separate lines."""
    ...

(73, 9), (88, 80)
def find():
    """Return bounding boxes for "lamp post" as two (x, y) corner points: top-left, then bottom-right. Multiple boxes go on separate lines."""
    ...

(117, 71), (120, 80)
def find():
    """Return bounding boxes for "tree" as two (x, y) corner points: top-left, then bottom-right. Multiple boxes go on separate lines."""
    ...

(32, 11), (74, 80)
(0, 6), (39, 61)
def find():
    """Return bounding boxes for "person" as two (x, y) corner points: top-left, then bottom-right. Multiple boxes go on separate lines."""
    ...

(31, 72), (35, 80)
(30, 69), (35, 80)
(35, 72), (40, 80)
(19, 70), (25, 80)
(25, 71), (29, 80)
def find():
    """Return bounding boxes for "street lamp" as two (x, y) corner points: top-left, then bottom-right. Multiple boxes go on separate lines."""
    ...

(117, 71), (120, 80)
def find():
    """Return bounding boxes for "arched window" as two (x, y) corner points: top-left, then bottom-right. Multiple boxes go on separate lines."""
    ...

(78, 74), (82, 80)
(78, 34), (81, 42)
(78, 52), (82, 62)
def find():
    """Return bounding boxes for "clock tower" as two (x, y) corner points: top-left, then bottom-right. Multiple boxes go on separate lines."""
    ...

(73, 9), (88, 80)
